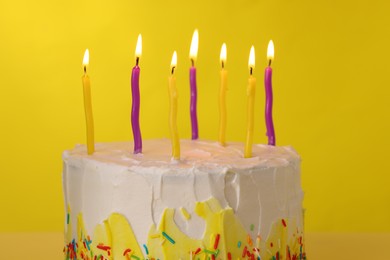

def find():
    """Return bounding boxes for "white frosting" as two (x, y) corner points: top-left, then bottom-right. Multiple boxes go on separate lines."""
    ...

(62, 139), (304, 247)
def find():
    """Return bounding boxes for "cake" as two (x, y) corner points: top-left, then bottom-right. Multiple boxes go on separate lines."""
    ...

(62, 139), (306, 259)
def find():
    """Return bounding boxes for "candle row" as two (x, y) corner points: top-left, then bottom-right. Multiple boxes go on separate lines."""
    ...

(81, 30), (276, 160)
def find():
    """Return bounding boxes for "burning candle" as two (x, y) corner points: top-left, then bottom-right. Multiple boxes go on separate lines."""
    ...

(169, 51), (180, 160)
(219, 43), (227, 146)
(264, 40), (275, 146)
(82, 49), (95, 155)
(131, 34), (143, 154)
(189, 29), (199, 140)
(244, 46), (256, 158)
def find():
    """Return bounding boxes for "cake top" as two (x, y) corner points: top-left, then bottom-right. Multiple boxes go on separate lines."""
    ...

(63, 139), (300, 172)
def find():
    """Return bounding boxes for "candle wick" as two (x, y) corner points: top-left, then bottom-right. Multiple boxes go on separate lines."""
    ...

(268, 59), (272, 67)
(136, 57), (139, 66)
(171, 66), (176, 75)
(83, 65), (87, 74)
(191, 59), (195, 67)
(250, 67), (253, 75)
(221, 61), (224, 69)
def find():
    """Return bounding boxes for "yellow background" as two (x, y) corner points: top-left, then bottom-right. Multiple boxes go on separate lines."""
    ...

(0, 0), (389, 233)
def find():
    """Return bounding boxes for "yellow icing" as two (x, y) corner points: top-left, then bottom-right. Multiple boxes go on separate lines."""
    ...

(65, 198), (306, 260)
(108, 213), (143, 260)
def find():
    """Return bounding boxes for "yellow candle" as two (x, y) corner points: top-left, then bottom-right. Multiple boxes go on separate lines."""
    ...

(244, 46), (256, 158)
(219, 43), (227, 146)
(168, 51), (180, 160)
(82, 49), (95, 155)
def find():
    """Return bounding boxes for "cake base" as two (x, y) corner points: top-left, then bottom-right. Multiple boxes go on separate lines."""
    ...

(63, 139), (306, 259)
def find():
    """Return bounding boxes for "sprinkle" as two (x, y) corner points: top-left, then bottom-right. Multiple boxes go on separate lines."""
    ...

(250, 224), (254, 231)
(97, 243), (111, 251)
(143, 244), (149, 255)
(282, 219), (287, 227)
(194, 248), (201, 255)
(247, 234), (253, 246)
(270, 242), (273, 248)
(131, 255), (140, 260)
(237, 241), (241, 248)
(67, 213), (70, 224)
(227, 252), (232, 260)
(180, 207), (191, 220)
(203, 248), (215, 255)
(123, 248), (131, 257)
(161, 238), (166, 245)
(162, 231), (175, 244)
(213, 234), (220, 249)
(150, 233), (161, 239)
(84, 239), (90, 250)
(242, 246), (247, 258)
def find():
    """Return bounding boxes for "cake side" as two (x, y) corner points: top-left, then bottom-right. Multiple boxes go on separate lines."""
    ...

(63, 139), (305, 259)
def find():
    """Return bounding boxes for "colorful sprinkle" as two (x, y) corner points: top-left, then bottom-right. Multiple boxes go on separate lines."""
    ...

(203, 248), (215, 255)
(237, 241), (242, 248)
(247, 234), (253, 246)
(131, 255), (140, 260)
(227, 252), (232, 260)
(282, 219), (287, 227)
(84, 239), (90, 250)
(123, 248), (132, 256)
(97, 243), (111, 251)
(143, 244), (149, 255)
(162, 231), (175, 244)
(242, 246), (248, 258)
(213, 234), (220, 249)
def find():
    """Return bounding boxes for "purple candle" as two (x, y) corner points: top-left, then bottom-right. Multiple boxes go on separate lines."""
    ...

(131, 34), (142, 153)
(264, 40), (275, 145)
(189, 29), (199, 140)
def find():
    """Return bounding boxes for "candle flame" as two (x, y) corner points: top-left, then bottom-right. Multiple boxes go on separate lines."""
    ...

(267, 40), (274, 62)
(220, 43), (227, 67)
(189, 29), (199, 62)
(83, 49), (89, 73)
(248, 45), (255, 71)
(135, 34), (142, 58)
(170, 51), (177, 74)
(83, 49), (89, 66)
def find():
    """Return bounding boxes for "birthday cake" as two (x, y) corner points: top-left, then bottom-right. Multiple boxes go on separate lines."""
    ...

(62, 139), (306, 259)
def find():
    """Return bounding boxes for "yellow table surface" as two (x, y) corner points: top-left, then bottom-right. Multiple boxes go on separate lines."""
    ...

(0, 232), (389, 259)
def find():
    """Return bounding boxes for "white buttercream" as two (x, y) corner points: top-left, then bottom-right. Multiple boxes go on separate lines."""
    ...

(63, 139), (303, 247)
